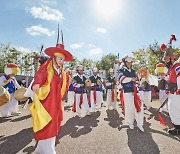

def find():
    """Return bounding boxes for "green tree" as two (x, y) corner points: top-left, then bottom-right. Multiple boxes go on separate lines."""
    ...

(132, 41), (164, 74)
(132, 49), (148, 71)
(0, 43), (38, 76)
(96, 54), (117, 76)
(132, 41), (180, 75)
(0, 43), (21, 73)
(80, 58), (94, 70)
(67, 57), (79, 70)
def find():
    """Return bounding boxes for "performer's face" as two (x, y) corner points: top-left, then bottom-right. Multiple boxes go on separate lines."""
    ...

(93, 72), (98, 76)
(55, 56), (64, 68)
(125, 61), (132, 69)
(171, 58), (176, 64)
(78, 70), (83, 75)
(109, 72), (114, 76)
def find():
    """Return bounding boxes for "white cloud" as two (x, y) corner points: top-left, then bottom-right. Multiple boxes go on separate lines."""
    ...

(87, 44), (96, 47)
(96, 27), (107, 33)
(26, 25), (55, 36)
(28, 6), (63, 21)
(40, 0), (57, 5)
(70, 43), (83, 49)
(89, 48), (103, 56)
(16, 47), (36, 53)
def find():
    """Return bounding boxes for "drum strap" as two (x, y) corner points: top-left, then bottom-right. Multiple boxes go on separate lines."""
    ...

(2, 78), (12, 87)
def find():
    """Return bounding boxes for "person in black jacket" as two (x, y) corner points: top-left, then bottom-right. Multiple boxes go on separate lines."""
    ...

(118, 56), (144, 132)
(72, 65), (90, 117)
(105, 68), (117, 110)
(89, 68), (103, 112)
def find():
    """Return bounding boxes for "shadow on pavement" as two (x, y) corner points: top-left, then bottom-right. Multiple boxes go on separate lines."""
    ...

(58, 111), (100, 141)
(146, 107), (174, 129)
(23, 145), (36, 154)
(11, 115), (31, 122)
(0, 135), (4, 139)
(0, 127), (34, 154)
(64, 106), (72, 112)
(0, 117), (12, 123)
(127, 119), (180, 154)
(104, 109), (124, 129)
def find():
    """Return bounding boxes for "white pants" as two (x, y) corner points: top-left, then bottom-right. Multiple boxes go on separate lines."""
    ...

(1, 94), (19, 116)
(139, 91), (151, 109)
(75, 93), (90, 114)
(90, 91), (103, 111)
(159, 90), (168, 111)
(123, 92), (144, 127)
(106, 89), (116, 110)
(168, 94), (180, 125)
(35, 137), (56, 154)
(67, 91), (75, 106)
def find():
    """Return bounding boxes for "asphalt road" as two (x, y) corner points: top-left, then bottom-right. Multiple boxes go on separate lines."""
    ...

(0, 100), (180, 154)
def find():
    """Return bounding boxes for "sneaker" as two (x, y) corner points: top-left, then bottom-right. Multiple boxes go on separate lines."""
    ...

(159, 108), (163, 112)
(91, 108), (95, 113)
(86, 111), (91, 116)
(168, 129), (180, 135)
(147, 107), (151, 110)
(11, 112), (21, 116)
(106, 107), (109, 111)
(1, 114), (10, 118)
(77, 113), (82, 118)
(97, 108), (101, 112)
(129, 124), (134, 129)
(138, 125), (144, 132)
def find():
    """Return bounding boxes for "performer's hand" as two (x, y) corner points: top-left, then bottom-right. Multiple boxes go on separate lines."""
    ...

(131, 77), (137, 82)
(32, 84), (40, 93)
(176, 89), (180, 95)
(80, 84), (84, 87)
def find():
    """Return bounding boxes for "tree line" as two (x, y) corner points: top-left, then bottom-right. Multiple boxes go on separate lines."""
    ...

(0, 42), (179, 77)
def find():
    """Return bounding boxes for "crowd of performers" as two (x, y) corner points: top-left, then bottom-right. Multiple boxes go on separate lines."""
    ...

(0, 36), (180, 154)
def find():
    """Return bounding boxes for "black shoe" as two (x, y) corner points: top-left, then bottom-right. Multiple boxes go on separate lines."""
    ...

(168, 129), (180, 135)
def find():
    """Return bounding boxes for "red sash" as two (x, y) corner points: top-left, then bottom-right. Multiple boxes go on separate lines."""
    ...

(111, 87), (114, 102)
(119, 89), (125, 112)
(158, 113), (166, 126)
(93, 86), (97, 104)
(133, 85), (142, 112)
(72, 87), (76, 112)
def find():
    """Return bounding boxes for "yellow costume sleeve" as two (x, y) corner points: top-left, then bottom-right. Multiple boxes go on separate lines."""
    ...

(30, 61), (53, 133)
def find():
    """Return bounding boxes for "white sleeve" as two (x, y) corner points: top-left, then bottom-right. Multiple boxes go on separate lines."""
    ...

(118, 73), (132, 84)
(24, 80), (34, 100)
(106, 82), (112, 86)
(121, 77), (132, 83)
(14, 78), (21, 89)
(0, 76), (6, 85)
(72, 82), (81, 88)
(177, 76), (180, 89)
(91, 83), (95, 86)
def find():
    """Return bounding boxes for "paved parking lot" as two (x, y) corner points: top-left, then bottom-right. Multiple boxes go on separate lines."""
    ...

(0, 100), (180, 154)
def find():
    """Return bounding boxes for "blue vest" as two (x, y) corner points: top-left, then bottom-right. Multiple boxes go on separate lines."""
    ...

(106, 76), (116, 89)
(73, 75), (86, 93)
(3, 75), (16, 94)
(68, 84), (74, 91)
(139, 86), (151, 92)
(120, 67), (136, 93)
(89, 75), (102, 91)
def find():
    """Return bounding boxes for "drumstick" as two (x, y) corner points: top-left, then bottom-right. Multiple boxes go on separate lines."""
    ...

(22, 98), (30, 109)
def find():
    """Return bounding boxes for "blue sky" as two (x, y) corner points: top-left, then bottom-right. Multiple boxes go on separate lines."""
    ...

(0, 0), (180, 61)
